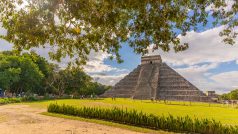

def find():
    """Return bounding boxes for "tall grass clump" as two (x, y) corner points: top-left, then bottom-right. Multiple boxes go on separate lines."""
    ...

(48, 103), (238, 134)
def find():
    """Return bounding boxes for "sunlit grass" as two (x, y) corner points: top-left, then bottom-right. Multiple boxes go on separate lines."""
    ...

(23, 98), (238, 125)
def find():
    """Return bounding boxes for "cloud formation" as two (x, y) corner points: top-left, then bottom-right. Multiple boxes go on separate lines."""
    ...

(91, 73), (127, 86)
(83, 51), (118, 73)
(148, 26), (238, 93)
(154, 26), (238, 66)
(211, 71), (238, 90)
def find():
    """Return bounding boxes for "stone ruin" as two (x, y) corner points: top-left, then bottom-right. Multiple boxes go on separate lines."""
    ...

(102, 55), (211, 102)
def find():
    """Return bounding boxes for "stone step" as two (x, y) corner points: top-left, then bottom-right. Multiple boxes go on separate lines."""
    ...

(159, 87), (198, 91)
(160, 75), (179, 78)
(114, 83), (135, 87)
(158, 91), (201, 96)
(159, 85), (191, 88)
(158, 95), (211, 102)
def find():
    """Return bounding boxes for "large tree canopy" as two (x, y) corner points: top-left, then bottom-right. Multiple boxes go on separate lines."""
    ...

(0, 51), (111, 96)
(0, 51), (44, 94)
(0, 0), (237, 64)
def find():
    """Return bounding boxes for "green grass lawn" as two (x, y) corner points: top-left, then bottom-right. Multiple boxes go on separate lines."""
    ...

(24, 98), (238, 125)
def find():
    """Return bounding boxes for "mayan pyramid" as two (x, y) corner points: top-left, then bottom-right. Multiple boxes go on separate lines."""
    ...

(102, 55), (211, 102)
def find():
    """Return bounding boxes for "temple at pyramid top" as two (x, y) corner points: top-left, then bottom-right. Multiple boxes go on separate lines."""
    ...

(102, 55), (211, 102)
(141, 55), (162, 65)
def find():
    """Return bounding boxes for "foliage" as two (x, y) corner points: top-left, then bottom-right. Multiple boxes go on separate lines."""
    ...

(220, 89), (238, 100)
(0, 51), (109, 96)
(25, 51), (56, 95)
(48, 66), (111, 96)
(0, 97), (22, 104)
(84, 82), (111, 96)
(0, 0), (237, 64)
(48, 103), (238, 134)
(0, 51), (44, 94)
(21, 96), (39, 102)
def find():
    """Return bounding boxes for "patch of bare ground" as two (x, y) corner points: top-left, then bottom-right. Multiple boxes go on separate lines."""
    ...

(0, 104), (168, 134)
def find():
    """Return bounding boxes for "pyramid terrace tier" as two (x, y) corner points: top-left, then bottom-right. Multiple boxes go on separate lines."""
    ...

(158, 95), (211, 102)
(158, 90), (204, 96)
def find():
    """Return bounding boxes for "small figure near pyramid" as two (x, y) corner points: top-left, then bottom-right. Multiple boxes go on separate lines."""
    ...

(102, 55), (211, 102)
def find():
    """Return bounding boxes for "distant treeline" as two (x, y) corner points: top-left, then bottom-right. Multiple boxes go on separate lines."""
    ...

(0, 51), (111, 97)
(220, 89), (238, 100)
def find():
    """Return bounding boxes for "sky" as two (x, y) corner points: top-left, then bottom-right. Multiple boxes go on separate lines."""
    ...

(0, 1), (238, 94)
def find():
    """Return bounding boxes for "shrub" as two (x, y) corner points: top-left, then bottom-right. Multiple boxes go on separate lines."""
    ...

(22, 96), (38, 101)
(48, 103), (238, 134)
(0, 98), (22, 104)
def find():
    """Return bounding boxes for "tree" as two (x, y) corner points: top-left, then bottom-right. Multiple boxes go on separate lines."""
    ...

(87, 82), (111, 96)
(48, 70), (67, 96)
(23, 51), (56, 95)
(0, 68), (21, 90)
(0, 52), (44, 94)
(60, 67), (92, 96)
(0, 51), (110, 96)
(47, 66), (110, 96)
(0, 0), (237, 64)
(220, 89), (238, 100)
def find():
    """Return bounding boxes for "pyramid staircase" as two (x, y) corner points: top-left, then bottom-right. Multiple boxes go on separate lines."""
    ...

(132, 63), (159, 99)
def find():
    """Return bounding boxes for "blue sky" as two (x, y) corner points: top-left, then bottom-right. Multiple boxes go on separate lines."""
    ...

(0, 1), (238, 94)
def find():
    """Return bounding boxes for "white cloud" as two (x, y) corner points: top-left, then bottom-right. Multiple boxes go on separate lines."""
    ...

(83, 51), (118, 73)
(206, 0), (235, 12)
(211, 71), (238, 89)
(91, 73), (127, 86)
(0, 24), (12, 51)
(83, 51), (130, 85)
(0, 41), (13, 51)
(149, 26), (238, 67)
(32, 45), (126, 74)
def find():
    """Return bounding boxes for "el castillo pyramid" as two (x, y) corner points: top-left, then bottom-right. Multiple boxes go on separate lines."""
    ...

(102, 55), (211, 102)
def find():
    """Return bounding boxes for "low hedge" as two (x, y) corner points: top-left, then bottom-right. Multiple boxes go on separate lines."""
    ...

(0, 98), (22, 104)
(48, 103), (238, 134)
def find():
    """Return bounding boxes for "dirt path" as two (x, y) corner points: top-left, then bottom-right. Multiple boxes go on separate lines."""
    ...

(0, 104), (145, 134)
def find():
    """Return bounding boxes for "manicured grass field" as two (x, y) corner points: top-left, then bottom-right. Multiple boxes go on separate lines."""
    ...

(24, 98), (238, 125)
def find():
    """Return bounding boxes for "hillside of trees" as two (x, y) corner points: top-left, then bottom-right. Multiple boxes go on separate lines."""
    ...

(0, 51), (111, 97)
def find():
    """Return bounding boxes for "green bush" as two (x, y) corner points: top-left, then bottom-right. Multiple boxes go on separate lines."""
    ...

(0, 98), (22, 104)
(48, 103), (238, 134)
(22, 96), (38, 102)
